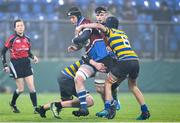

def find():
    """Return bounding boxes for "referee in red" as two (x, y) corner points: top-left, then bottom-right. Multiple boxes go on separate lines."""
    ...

(1, 19), (39, 114)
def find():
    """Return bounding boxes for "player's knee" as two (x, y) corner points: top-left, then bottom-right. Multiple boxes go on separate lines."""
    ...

(95, 84), (104, 94)
(74, 71), (86, 83)
(86, 95), (94, 107)
(27, 86), (36, 93)
(18, 90), (24, 93)
(74, 76), (84, 83)
(128, 78), (137, 91)
(96, 87), (102, 94)
(16, 89), (24, 94)
(17, 86), (24, 93)
(74, 64), (95, 83)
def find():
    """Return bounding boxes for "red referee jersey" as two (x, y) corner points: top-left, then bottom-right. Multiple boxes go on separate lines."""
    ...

(4, 34), (31, 59)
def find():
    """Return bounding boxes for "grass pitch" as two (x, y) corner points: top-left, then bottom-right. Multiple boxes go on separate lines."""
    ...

(0, 93), (180, 122)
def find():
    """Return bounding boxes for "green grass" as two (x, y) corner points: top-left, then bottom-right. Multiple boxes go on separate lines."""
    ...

(0, 93), (180, 122)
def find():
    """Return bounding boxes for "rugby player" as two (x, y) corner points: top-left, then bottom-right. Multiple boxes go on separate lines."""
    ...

(75, 16), (150, 120)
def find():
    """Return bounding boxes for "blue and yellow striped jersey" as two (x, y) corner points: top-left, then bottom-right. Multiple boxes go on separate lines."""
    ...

(105, 28), (138, 60)
(62, 60), (83, 79)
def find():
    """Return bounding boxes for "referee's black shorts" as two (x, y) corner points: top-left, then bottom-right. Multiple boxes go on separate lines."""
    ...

(9, 57), (33, 79)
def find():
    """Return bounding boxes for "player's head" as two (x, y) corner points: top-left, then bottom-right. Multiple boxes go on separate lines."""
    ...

(105, 16), (119, 29)
(95, 6), (108, 24)
(14, 19), (25, 35)
(67, 7), (82, 25)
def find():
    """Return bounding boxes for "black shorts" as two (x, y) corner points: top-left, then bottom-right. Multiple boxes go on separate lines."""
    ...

(97, 55), (114, 73)
(9, 57), (33, 79)
(111, 60), (139, 80)
(57, 73), (90, 101)
(84, 55), (114, 78)
(57, 72), (77, 101)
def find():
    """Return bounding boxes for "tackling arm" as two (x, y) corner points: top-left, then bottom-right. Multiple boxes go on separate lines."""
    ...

(76, 23), (107, 34)
(81, 55), (107, 73)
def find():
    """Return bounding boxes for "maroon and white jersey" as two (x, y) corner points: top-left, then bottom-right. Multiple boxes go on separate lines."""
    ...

(77, 17), (106, 55)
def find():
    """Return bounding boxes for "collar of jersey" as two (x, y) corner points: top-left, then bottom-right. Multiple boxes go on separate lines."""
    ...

(76, 17), (85, 27)
(15, 32), (25, 38)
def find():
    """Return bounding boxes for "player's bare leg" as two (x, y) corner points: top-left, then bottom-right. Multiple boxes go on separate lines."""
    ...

(95, 84), (105, 102)
(72, 65), (94, 117)
(95, 72), (121, 113)
(128, 78), (145, 105)
(38, 95), (94, 118)
(128, 78), (150, 120)
(96, 73), (118, 119)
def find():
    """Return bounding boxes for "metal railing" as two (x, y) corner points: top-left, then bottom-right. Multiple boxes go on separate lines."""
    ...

(0, 20), (180, 60)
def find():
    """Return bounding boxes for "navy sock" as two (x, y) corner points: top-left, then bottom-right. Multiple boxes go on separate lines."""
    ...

(77, 90), (87, 110)
(112, 89), (118, 100)
(141, 104), (148, 112)
(105, 100), (111, 110)
(55, 102), (62, 110)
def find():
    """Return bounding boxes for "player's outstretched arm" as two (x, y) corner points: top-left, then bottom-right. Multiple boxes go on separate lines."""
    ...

(68, 44), (82, 52)
(75, 23), (107, 35)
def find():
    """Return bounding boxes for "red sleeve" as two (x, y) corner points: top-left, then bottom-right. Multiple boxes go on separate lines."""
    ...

(4, 34), (15, 48)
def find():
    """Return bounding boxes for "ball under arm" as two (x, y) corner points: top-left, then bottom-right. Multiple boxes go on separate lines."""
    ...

(72, 30), (91, 47)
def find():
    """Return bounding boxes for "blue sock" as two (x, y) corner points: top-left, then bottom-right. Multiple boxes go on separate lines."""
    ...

(105, 100), (111, 110)
(141, 104), (148, 112)
(77, 90), (87, 110)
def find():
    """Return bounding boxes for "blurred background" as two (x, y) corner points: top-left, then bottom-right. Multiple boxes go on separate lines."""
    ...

(0, 0), (180, 93)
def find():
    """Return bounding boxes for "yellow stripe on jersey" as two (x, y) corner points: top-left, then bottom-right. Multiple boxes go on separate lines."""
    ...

(109, 38), (124, 47)
(114, 45), (127, 51)
(70, 65), (76, 72)
(75, 61), (81, 67)
(117, 51), (137, 57)
(106, 28), (138, 60)
(62, 60), (83, 78)
(64, 68), (75, 78)
(69, 60), (82, 73)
